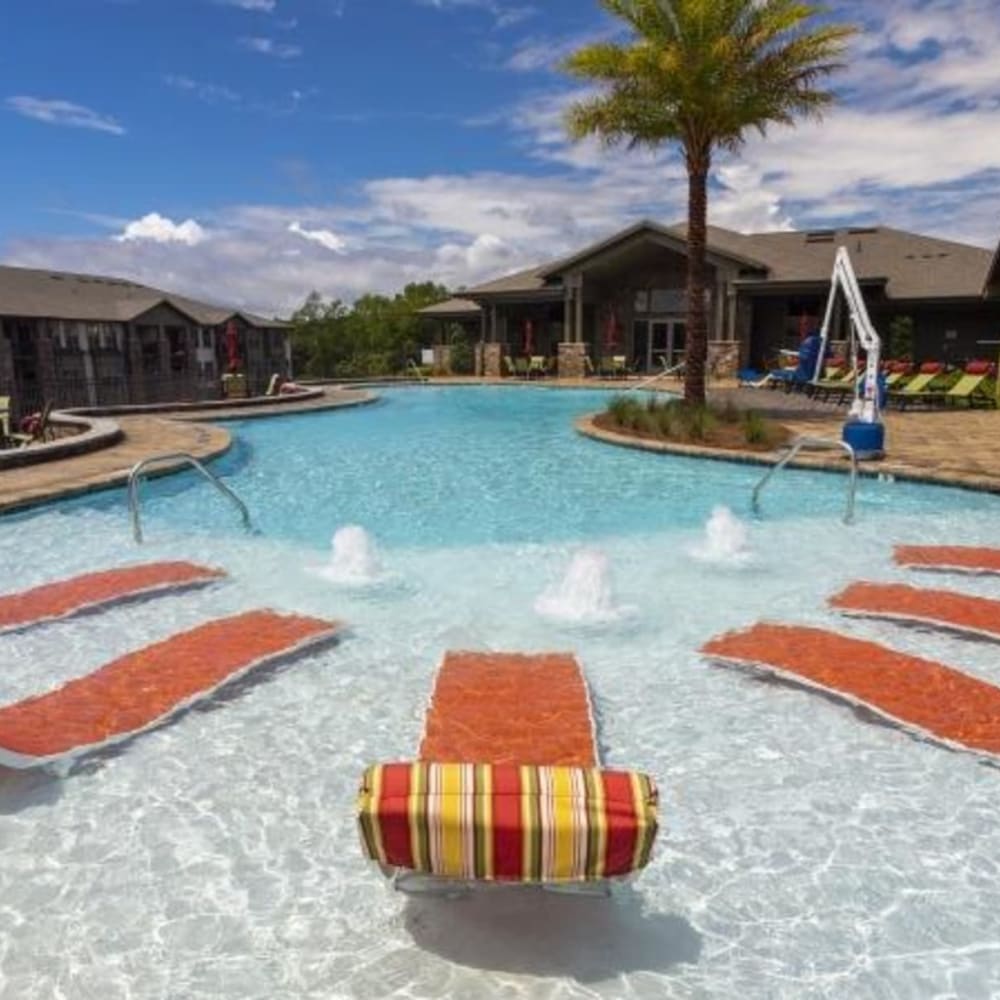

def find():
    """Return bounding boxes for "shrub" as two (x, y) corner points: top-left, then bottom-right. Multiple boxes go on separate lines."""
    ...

(743, 410), (771, 445)
(449, 340), (474, 375)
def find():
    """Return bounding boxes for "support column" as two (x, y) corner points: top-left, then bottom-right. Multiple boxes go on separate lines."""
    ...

(558, 341), (587, 380)
(563, 286), (574, 343)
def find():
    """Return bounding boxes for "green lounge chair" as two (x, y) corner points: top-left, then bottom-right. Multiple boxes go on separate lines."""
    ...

(938, 362), (996, 408)
(812, 366), (859, 402)
(503, 355), (518, 378)
(527, 355), (548, 378)
(0, 396), (10, 447)
(889, 364), (946, 408)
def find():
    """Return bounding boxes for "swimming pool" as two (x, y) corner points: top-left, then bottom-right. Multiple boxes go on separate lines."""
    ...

(2, 386), (1000, 999)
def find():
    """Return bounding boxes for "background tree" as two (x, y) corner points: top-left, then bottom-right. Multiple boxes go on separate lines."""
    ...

(290, 282), (451, 377)
(563, 0), (856, 405)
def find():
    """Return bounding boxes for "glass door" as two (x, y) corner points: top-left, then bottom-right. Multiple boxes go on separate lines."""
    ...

(668, 320), (687, 368)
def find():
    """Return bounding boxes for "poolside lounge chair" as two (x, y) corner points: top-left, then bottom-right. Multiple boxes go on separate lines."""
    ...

(9, 401), (53, 447)
(357, 651), (659, 892)
(503, 355), (518, 378)
(932, 361), (996, 408)
(888, 362), (946, 408)
(527, 355), (548, 378)
(584, 355), (597, 377)
(265, 373), (282, 396)
(0, 396), (10, 447)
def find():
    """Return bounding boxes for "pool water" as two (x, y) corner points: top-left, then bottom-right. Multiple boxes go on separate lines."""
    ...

(2, 386), (1000, 999)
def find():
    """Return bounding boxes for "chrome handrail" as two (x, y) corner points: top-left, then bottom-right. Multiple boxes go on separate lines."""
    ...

(127, 452), (253, 544)
(752, 435), (858, 525)
(627, 361), (685, 393)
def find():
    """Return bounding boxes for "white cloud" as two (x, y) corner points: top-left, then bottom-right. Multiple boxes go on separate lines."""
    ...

(216, 0), (276, 10)
(238, 36), (302, 58)
(5, 96), (124, 135)
(415, 0), (536, 30)
(163, 75), (241, 105)
(6, 0), (1000, 315)
(115, 213), (208, 247)
(288, 221), (348, 253)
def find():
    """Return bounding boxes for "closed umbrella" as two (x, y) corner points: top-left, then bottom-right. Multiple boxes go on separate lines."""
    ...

(604, 309), (619, 349)
(523, 319), (534, 356)
(225, 321), (241, 373)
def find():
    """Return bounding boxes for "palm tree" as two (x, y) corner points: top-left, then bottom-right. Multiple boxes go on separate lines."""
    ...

(563, 0), (856, 405)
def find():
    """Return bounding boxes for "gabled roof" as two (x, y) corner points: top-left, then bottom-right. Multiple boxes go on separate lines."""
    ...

(731, 226), (993, 300)
(541, 219), (770, 277)
(418, 297), (482, 319)
(0, 264), (288, 327)
(986, 236), (1000, 296)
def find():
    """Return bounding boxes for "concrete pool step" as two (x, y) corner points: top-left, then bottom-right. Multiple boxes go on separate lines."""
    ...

(831, 582), (1000, 644)
(895, 545), (1000, 578)
(0, 562), (226, 636)
(0, 610), (341, 769)
(419, 651), (598, 767)
(702, 623), (1000, 760)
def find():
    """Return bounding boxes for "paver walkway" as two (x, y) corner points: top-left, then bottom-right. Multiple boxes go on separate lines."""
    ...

(0, 388), (372, 513)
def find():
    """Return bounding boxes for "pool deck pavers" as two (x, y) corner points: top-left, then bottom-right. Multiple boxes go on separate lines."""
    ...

(0, 388), (373, 513)
(580, 386), (1000, 495)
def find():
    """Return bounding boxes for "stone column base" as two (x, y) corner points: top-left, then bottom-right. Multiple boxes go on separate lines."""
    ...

(558, 342), (587, 379)
(432, 344), (452, 375)
(482, 343), (503, 379)
(707, 341), (739, 379)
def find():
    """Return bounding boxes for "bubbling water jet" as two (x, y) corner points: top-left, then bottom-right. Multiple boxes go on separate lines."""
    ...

(688, 506), (752, 566)
(534, 549), (630, 623)
(312, 526), (384, 585)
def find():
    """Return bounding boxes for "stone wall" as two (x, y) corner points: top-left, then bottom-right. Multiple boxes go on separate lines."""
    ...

(432, 344), (452, 375)
(558, 342), (587, 379)
(482, 343), (503, 379)
(707, 340), (739, 379)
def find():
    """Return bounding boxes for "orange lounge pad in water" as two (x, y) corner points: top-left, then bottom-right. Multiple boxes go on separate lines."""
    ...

(0, 610), (340, 769)
(832, 581), (1000, 643)
(419, 651), (598, 767)
(702, 622), (1000, 759)
(895, 545), (1000, 578)
(0, 562), (226, 635)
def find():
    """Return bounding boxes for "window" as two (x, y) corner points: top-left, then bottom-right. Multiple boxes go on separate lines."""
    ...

(201, 328), (213, 349)
(139, 327), (160, 375)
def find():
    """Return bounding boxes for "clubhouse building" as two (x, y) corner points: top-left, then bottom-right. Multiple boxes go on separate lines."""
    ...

(0, 265), (291, 417)
(422, 221), (1000, 377)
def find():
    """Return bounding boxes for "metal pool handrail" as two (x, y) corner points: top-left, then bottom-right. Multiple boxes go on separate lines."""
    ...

(127, 453), (253, 544)
(627, 361), (685, 393)
(752, 436), (859, 525)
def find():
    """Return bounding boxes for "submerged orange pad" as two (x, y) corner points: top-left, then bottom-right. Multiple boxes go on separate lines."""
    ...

(0, 610), (339, 766)
(703, 623), (1000, 757)
(895, 546), (1000, 577)
(419, 651), (598, 767)
(0, 562), (225, 633)
(832, 582), (1000, 642)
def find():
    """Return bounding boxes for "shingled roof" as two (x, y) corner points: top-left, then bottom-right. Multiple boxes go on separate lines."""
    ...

(0, 264), (287, 327)
(460, 221), (995, 303)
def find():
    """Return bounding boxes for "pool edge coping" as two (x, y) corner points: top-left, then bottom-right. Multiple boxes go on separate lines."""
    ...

(575, 414), (1000, 497)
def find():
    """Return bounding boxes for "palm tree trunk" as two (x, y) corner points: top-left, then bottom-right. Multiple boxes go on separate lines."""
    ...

(684, 151), (711, 407)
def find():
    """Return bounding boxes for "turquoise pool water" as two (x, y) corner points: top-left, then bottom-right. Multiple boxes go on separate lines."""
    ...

(2, 386), (1000, 1000)
(112, 386), (996, 547)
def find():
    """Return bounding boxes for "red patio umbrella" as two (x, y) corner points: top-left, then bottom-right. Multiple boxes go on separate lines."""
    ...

(225, 321), (241, 373)
(523, 318), (534, 356)
(604, 309), (620, 349)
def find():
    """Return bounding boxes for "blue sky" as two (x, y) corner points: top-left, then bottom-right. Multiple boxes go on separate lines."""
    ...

(2, 0), (999, 314)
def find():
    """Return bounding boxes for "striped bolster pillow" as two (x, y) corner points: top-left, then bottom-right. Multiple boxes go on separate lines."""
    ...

(357, 762), (658, 883)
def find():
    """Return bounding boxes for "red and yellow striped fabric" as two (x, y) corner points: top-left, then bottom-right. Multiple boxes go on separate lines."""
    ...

(357, 762), (658, 883)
